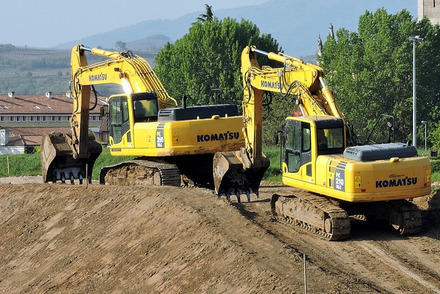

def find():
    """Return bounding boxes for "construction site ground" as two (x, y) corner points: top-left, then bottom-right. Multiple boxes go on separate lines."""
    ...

(1, 177), (440, 293)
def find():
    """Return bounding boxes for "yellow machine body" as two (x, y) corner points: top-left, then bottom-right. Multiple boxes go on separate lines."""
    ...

(106, 93), (243, 157)
(281, 116), (431, 203)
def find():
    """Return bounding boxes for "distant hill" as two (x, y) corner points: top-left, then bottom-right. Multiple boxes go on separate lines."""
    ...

(126, 35), (172, 51)
(54, 0), (417, 57)
(0, 45), (158, 96)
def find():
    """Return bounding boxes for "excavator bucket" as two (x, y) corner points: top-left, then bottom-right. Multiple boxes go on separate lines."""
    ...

(41, 131), (102, 184)
(213, 149), (269, 202)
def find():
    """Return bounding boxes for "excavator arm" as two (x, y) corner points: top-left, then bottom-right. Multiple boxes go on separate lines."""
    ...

(68, 45), (177, 159)
(241, 46), (357, 150)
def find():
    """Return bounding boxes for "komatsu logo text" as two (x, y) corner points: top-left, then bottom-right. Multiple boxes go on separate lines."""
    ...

(261, 80), (281, 89)
(376, 176), (417, 188)
(89, 73), (107, 82)
(197, 131), (239, 142)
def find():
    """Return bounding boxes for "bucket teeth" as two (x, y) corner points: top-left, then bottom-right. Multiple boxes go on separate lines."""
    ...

(218, 189), (257, 203)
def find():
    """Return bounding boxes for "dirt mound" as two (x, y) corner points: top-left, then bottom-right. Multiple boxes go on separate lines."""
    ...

(1, 182), (440, 293)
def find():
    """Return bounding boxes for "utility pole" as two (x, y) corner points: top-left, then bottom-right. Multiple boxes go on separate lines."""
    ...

(409, 36), (423, 147)
(422, 120), (427, 151)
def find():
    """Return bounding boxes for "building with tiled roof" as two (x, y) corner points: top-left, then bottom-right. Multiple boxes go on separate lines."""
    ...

(0, 92), (107, 154)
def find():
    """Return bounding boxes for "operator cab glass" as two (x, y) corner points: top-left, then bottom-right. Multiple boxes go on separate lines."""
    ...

(284, 120), (312, 173)
(132, 92), (159, 122)
(315, 119), (345, 155)
(283, 118), (345, 174)
(108, 92), (159, 145)
(109, 95), (130, 144)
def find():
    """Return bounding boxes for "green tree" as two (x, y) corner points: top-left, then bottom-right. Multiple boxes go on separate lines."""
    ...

(319, 9), (440, 145)
(155, 15), (279, 107)
(197, 4), (214, 22)
(115, 41), (127, 51)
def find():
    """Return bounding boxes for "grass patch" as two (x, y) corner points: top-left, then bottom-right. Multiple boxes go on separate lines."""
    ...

(0, 152), (41, 177)
(263, 146), (282, 181)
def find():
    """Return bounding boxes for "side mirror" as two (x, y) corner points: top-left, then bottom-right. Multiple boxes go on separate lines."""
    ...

(100, 105), (109, 119)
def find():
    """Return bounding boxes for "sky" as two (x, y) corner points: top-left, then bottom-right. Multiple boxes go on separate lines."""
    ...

(0, 0), (268, 48)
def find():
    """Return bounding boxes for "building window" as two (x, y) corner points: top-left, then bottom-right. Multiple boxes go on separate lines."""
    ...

(90, 115), (100, 121)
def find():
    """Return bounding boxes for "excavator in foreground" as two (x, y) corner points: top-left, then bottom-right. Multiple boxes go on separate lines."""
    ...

(41, 45), (267, 197)
(215, 46), (431, 240)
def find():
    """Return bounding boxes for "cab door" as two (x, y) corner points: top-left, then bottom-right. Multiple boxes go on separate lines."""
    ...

(108, 95), (132, 148)
(283, 119), (313, 181)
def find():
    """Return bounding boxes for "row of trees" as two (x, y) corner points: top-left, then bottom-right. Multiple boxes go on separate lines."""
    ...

(319, 8), (440, 147)
(155, 6), (440, 148)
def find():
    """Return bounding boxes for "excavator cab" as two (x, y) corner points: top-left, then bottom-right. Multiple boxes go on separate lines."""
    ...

(282, 116), (345, 181)
(107, 92), (159, 146)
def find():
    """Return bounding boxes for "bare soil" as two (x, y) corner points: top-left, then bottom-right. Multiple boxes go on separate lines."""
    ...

(0, 178), (440, 293)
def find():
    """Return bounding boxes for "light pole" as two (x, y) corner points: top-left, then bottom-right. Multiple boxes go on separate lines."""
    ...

(409, 35), (423, 148)
(422, 120), (427, 151)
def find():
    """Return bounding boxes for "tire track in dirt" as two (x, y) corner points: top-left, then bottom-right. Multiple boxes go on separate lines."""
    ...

(358, 242), (440, 293)
(239, 185), (440, 294)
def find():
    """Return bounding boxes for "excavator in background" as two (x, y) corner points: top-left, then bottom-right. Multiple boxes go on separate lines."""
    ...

(41, 45), (266, 196)
(215, 46), (431, 240)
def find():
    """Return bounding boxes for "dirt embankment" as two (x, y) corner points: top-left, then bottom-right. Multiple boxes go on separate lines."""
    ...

(0, 180), (439, 293)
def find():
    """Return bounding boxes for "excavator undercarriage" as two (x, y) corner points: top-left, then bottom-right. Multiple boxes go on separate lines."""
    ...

(271, 193), (422, 240)
(271, 193), (351, 241)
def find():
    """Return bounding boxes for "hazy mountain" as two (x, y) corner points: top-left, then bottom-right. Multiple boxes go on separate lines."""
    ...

(54, 0), (416, 56)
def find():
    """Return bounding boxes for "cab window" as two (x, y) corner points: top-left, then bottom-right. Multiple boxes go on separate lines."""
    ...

(132, 92), (158, 122)
(109, 96), (130, 144)
(317, 127), (344, 155)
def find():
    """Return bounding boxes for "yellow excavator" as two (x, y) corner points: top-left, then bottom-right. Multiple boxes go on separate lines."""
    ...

(217, 46), (431, 240)
(41, 45), (266, 196)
